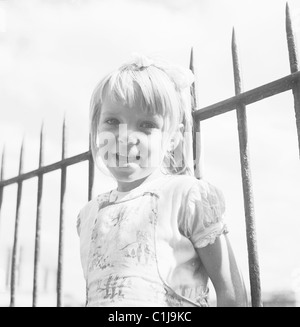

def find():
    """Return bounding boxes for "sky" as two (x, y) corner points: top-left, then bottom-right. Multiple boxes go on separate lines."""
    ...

(0, 0), (300, 306)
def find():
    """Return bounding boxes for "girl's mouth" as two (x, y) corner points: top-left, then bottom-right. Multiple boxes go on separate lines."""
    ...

(116, 153), (141, 164)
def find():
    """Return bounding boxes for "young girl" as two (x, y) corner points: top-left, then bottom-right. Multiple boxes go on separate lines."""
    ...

(76, 54), (248, 307)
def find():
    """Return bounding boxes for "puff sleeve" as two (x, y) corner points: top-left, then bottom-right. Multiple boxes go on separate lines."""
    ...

(180, 179), (228, 249)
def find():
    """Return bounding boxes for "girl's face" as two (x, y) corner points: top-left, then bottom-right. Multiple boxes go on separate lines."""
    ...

(98, 96), (171, 191)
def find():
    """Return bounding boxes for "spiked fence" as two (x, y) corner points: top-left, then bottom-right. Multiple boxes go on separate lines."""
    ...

(0, 4), (300, 307)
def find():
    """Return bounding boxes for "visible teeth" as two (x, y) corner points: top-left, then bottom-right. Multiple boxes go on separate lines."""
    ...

(116, 153), (141, 160)
(116, 153), (140, 164)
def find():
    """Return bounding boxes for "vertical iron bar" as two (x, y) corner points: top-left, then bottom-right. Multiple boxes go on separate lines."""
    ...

(232, 28), (262, 307)
(57, 116), (67, 307)
(0, 146), (5, 228)
(286, 2), (300, 156)
(88, 134), (94, 201)
(10, 138), (25, 307)
(32, 123), (44, 307)
(0, 147), (5, 274)
(190, 47), (203, 179)
(5, 247), (11, 290)
(17, 245), (23, 287)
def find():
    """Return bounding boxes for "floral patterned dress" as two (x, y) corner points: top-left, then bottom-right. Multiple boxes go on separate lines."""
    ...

(77, 174), (228, 307)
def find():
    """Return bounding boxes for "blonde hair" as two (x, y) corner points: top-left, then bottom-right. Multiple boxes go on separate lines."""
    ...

(90, 55), (194, 176)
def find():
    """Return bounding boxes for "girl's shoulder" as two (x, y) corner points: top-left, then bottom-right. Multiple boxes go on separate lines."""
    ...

(78, 191), (111, 217)
(162, 175), (225, 209)
(163, 174), (222, 195)
(76, 191), (111, 237)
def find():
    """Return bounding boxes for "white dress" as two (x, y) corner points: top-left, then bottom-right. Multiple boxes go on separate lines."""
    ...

(76, 174), (228, 307)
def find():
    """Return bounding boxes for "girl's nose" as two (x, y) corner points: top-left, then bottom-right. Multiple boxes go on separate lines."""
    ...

(119, 134), (140, 146)
(118, 133), (140, 156)
(118, 125), (140, 146)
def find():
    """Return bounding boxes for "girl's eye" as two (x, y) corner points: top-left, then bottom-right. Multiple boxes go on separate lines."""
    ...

(106, 118), (120, 125)
(140, 122), (157, 129)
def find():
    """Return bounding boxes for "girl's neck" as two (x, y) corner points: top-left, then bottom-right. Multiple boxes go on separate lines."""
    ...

(116, 169), (165, 192)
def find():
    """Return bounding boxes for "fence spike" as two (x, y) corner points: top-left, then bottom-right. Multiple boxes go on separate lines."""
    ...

(286, 2), (300, 157)
(232, 26), (262, 307)
(19, 136), (25, 174)
(232, 27), (243, 93)
(189, 47), (203, 179)
(62, 114), (67, 159)
(189, 47), (195, 107)
(39, 122), (44, 167)
(0, 145), (5, 181)
(286, 2), (299, 73)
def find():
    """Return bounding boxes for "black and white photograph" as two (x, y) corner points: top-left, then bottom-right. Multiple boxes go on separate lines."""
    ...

(0, 0), (300, 309)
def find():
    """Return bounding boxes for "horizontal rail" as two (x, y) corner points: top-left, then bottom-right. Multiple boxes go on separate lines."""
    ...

(2, 71), (299, 189)
(0, 151), (90, 187)
(193, 70), (300, 121)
